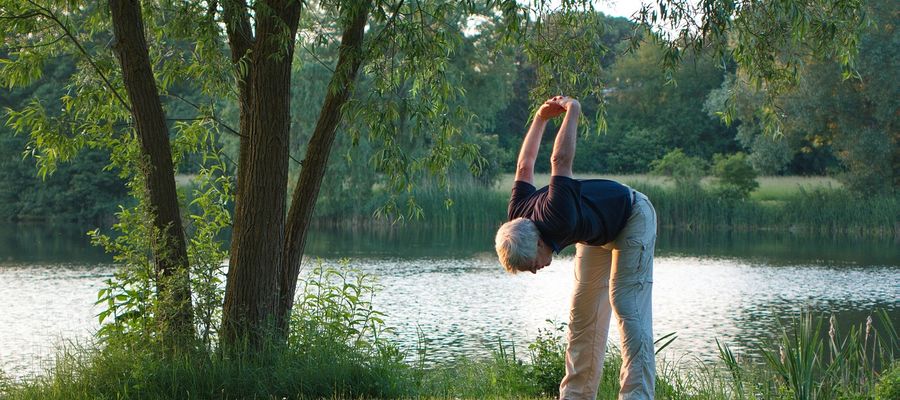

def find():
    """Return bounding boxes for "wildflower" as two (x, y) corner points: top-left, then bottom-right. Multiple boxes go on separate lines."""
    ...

(779, 345), (786, 365)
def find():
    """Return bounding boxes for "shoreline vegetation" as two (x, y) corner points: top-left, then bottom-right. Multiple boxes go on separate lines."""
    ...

(310, 174), (898, 238)
(8, 173), (896, 238)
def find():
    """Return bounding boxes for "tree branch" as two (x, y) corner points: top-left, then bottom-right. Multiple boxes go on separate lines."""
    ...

(24, 0), (132, 113)
(163, 93), (244, 137)
(4, 34), (66, 50)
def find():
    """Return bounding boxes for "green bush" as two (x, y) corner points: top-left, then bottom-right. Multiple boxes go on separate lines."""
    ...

(711, 152), (759, 200)
(650, 148), (707, 189)
(876, 362), (900, 400)
(526, 321), (568, 397)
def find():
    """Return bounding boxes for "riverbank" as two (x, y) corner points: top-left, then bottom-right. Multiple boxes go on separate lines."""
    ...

(1, 309), (896, 399)
(314, 175), (898, 237)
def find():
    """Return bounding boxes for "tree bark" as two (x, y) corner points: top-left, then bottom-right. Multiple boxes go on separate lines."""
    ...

(221, 0), (253, 236)
(108, 0), (193, 342)
(277, 1), (372, 333)
(221, 0), (302, 347)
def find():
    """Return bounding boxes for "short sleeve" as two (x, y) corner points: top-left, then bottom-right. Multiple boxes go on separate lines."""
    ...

(540, 176), (580, 238)
(548, 176), (581, 211)
(507, 180), (536, 219)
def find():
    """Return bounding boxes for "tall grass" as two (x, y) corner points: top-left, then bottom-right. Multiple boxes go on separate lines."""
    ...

(313, 184), (509, 229)
(633, 184), (899, 236)
(314, 178), (897, 238)
(716, 310), (898, 400)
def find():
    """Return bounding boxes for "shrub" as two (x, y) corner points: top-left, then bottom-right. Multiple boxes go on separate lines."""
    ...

(876, 362), (900, 400)
(711, 152), (759, 200)
(650, 148), (707, 188)
(527, 321), (568, 396)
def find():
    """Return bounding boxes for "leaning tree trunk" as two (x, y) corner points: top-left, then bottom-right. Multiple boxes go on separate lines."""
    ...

(277, 1), (372, 334)
(108, 0), (193, 343)
(220, 0), (302, 348)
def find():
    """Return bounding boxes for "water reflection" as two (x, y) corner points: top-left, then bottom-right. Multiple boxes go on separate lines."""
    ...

(3, 223), (896, 266)
(304, 224), (899, 267)
(0, 224), (109, 264)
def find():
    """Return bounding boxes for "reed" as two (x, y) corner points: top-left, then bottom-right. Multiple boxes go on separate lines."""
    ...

(312, 176), (897, 237)
(716, 310), (898, 400)
(634, 183), (898, 236)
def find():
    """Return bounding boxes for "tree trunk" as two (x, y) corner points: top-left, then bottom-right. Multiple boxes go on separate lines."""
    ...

(108, 0), (193, 342)
(277, 1), (372, 334)
(221, 0), (302, 347)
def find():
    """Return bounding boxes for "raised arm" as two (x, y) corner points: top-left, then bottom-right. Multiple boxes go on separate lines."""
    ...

(515, 100), (564, 184)
(549, 96), (581, 178)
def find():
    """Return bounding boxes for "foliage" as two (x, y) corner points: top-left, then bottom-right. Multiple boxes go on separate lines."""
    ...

(526, 321), (568, 397)
(0, 55), (128, 222)
(291, 261), (393, 356)
(876, 362), (900, 400)
(636, 0), (868, 133)
(711, 152), (759, 200)
(650, 148), (707, 188)
(89, 127), (229, 347)
(181, 135), (231, 350)
(717, 310), (898, 400)
(705, 0), (898, 192)
(284, 261), (410, 397)
(603, 44), (736, 164)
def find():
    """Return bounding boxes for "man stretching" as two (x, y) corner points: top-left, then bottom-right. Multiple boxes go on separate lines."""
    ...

(495, 96), (657, 399)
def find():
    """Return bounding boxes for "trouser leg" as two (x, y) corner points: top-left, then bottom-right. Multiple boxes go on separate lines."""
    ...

(610, 194), (657, 400)
(559, 243), (613, 400)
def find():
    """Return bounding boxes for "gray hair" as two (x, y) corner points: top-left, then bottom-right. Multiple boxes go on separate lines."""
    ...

(495, 217), (539, 274)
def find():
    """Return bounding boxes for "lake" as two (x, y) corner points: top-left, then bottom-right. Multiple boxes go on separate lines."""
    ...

(1, 223), (898, 380)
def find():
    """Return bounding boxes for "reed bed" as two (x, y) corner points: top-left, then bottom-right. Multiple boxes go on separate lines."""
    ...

(314, 179), (897, 237)
(634, 184), (898, 236)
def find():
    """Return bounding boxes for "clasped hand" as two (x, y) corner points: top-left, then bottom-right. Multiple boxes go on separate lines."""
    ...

(537, 95), (580, 120)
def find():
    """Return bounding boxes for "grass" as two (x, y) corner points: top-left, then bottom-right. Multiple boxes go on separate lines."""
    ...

(360, 174), (895, 236)
(749, 176), (842, 201)
(496, 173), (842, 201)
(2, 311), (896, 399)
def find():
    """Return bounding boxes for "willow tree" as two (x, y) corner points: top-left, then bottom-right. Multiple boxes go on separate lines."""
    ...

(0, 0), (870, 350)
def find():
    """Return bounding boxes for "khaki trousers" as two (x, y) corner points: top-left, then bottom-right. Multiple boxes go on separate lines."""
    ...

(559, 191), (657, 400)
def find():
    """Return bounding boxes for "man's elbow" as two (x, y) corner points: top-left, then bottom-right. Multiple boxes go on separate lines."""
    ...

(515, 164), (533, 177)
(550, 154), (573, 169)
(516, 159), (535, 172)
(550, 154), (574, 176)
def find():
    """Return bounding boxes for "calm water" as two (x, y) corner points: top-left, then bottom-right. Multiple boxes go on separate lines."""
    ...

(1, 223), (898, 379)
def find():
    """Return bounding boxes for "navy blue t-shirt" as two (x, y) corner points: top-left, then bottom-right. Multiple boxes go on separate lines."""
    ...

(507, 176), (632, 253)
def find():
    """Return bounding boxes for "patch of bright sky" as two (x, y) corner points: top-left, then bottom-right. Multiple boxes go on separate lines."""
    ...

(594, 0), (646, 19)
(465, 1), (647, 36)
(530, 0), (647, 19)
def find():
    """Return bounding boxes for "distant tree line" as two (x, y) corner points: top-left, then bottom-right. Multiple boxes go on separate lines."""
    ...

(0, 57), (128, 222)
(2, 0), (895, 226)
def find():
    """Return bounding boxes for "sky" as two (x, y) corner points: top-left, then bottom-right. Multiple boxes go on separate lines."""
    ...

(594, 0), (645, 19)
